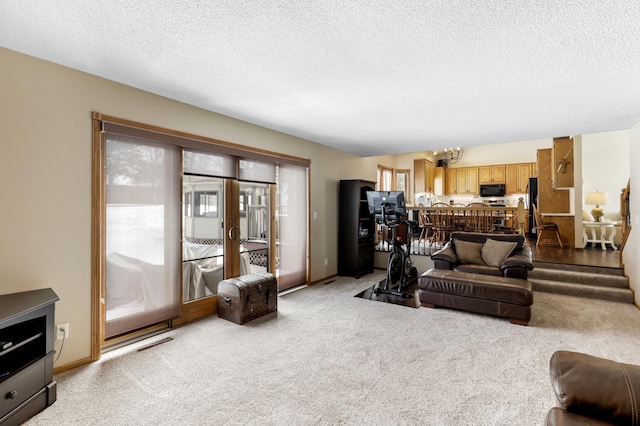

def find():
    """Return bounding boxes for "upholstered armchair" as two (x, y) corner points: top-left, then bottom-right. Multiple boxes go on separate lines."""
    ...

(546, 351), (640, 425)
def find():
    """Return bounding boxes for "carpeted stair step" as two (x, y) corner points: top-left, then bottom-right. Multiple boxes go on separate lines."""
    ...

(530, 278), (634, 303)
(528, 268), (629, 289)
(533, 261), (624, 277)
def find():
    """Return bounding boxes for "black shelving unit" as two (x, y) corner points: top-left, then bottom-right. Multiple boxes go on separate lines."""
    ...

(0, 288), (58, 425)
(338, 179), (376, 278)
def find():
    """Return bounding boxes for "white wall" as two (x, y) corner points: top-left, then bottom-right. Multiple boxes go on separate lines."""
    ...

(622, 121), (639, 304)
(581, 130), (630, 221)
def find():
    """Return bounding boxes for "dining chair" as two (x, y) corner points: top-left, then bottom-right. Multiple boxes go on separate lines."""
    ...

(466, 202), (493, 233)
(428, 202), (451, 248)
(533, 204), (563, 247)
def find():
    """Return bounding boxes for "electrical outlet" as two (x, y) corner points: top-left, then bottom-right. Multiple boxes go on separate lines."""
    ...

(324, 258), (328, 266)
(56, 323), (69, 341)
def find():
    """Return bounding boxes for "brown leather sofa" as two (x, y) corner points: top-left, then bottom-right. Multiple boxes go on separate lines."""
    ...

(431, 232), (534, 280)
(546, 350), (640, 425)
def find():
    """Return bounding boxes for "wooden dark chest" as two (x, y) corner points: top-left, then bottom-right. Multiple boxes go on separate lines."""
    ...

(217, 273), (277, 324)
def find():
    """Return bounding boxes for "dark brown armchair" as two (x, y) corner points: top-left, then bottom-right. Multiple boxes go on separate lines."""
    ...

(431, 231), (534, 280)
(546, 351), (640, 425)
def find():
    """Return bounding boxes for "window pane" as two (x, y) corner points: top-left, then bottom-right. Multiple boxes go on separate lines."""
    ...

(240, 182), (270, 276)
(379, 167), (393, 191)
(182, 176), (225, 302)
(195, 191), (218, 217)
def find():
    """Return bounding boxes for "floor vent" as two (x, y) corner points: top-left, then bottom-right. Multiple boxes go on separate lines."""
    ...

(324, 280), (336, 285)
(137, 337), (173, 351)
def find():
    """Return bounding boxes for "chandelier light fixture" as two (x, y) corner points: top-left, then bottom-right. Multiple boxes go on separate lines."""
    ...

(435, 147), (464, 165)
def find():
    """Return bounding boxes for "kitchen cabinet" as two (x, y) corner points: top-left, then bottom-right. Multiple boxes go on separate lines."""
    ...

(433, 167), (445, 196)
(552, 137), (574, 189)
(479, 165), (506, 184)
(537, 149), (571, 213)
(414, 159), (435, 193)
(445, 162), (536, 196)
(445, 168), (457, 195)
(506, 163), (534, 194)
(457, 167), (478, 194)
(445, 167), (479, 195)
(466, 167), (479, 194)
(518, 163), (533, 193)
(426, 161), (434, 192)
(506, 164), (518, 194)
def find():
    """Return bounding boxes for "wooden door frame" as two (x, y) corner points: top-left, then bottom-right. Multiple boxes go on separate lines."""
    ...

(91, 115), (105, 362)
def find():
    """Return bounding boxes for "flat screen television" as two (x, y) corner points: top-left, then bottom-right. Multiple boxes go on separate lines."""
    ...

(366, 191), (406, 222)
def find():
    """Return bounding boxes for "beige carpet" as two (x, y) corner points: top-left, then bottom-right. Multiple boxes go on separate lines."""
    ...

(27, 271), (640, 425)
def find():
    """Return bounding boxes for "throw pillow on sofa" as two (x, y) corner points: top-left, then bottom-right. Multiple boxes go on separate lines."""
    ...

(481, 238), (518, 267)
(453, 239), (485, 264)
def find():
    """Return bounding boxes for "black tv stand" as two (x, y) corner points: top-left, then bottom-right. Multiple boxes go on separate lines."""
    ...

(0, 288), (59, 425)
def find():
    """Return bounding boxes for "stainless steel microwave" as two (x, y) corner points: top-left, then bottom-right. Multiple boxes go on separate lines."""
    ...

(480, 184), (505, 197)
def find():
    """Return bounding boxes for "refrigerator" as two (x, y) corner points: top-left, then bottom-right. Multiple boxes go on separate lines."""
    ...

(526, 177), (538, 239)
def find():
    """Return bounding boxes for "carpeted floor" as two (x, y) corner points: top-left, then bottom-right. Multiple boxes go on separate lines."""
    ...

(26, 271), (640, 425)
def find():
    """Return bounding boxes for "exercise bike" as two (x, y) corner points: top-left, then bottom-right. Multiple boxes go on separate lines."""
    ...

(375, 205), (419, 298)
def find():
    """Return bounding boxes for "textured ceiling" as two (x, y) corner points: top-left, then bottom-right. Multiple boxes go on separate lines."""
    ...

(1, 1), (640, 156)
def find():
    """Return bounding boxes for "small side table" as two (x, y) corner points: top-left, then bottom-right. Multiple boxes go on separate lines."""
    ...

(582, 221), (617, 251)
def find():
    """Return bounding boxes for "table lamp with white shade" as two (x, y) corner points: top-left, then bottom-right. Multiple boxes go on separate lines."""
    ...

(585, 191), (609, 222)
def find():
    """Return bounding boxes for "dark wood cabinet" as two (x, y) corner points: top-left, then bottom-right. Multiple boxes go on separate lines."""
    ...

(338, 179), (376, 278)
(0, 288), (58, 425)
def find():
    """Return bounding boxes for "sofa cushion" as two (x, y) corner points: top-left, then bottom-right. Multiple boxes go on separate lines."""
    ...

(482, 238), (518, 267)
(450, 231), (525, 250)
(453, 239), (485, 265)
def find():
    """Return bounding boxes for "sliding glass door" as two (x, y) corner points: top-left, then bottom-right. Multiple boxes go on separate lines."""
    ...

(93, 113), (310, 354)
(101, 140), (307, 336)
(177, 152), (275, 324)
(180, 179), (271, 299)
